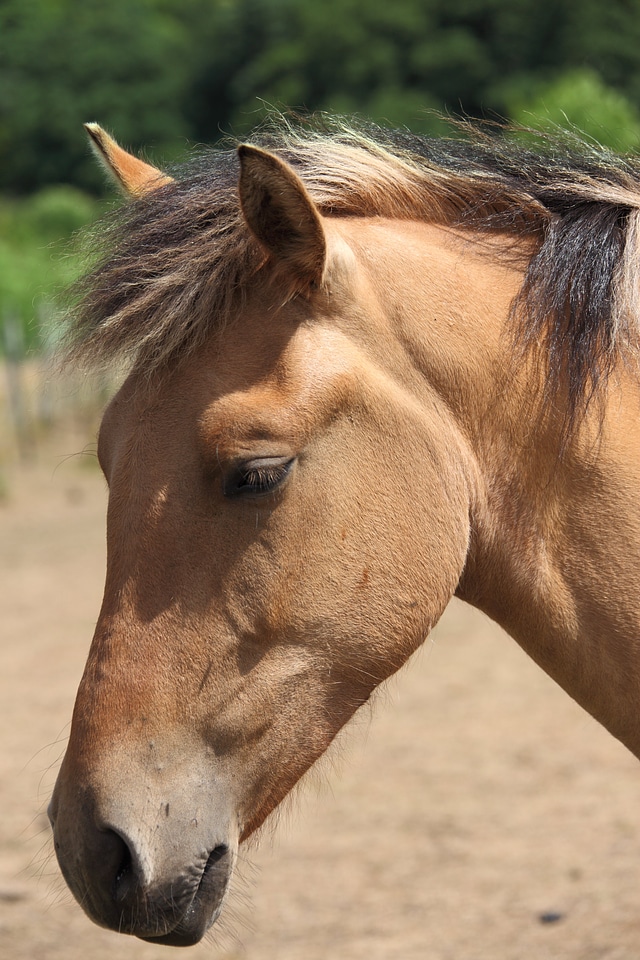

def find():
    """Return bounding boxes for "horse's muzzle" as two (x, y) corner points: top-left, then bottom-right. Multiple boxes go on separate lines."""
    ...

(48, 766), (237, 945)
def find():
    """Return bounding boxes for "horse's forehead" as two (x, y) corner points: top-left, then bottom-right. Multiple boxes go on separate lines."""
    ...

(230, 321), (353, 390)
(104, 322), (358, 457)
(197, 324), (358, 444)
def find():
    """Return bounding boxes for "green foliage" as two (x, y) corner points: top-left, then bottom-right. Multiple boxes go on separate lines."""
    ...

(508, 69), (640, 152)
(185, 0), (640, 142)
(0, 0), (190, 192)
(3, 0), (640, 193)
(206, 0), (460, 136)
(20, 187), (100, 243)
(0, 188), (101, 353)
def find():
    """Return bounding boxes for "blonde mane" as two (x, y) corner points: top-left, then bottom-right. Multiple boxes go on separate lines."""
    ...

(70, 117), (640, 421)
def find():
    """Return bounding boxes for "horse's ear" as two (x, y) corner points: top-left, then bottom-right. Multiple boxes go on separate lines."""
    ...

(238, 144), (326, 287)
(84, 123), (173, 197)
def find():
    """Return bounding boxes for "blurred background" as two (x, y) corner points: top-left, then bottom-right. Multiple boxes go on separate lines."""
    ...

(4, 4), (640, 959)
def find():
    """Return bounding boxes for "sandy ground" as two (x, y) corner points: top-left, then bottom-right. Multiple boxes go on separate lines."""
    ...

(2, 440), (640, 960)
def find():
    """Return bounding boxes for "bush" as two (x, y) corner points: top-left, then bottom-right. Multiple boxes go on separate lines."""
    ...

(0, 188), (101, 354)
(507, 69), (640, 151)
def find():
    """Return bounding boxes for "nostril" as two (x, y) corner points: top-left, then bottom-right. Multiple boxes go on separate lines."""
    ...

(204, 844), (228, 873)
(196, 843), (231, 900)
(115, 851), (131, 887)
(101, 828), (136, 903)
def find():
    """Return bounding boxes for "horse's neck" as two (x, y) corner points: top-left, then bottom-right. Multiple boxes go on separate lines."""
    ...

(353, 218), (640, 755)
(458, 364), (640, 758)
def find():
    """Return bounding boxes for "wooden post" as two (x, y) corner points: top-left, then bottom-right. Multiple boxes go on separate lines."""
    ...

(2, 310), (35, 462)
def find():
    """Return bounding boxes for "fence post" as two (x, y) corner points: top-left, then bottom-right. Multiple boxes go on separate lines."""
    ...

(2, 309), (35, 462)
(36, 301), (55, 430)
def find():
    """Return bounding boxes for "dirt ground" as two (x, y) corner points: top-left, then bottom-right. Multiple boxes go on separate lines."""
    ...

(2, 438), (640, 960)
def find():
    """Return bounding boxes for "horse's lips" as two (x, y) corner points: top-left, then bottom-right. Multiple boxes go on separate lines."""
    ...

(139, 903), (223, 947)
(139, 843), (233, 946)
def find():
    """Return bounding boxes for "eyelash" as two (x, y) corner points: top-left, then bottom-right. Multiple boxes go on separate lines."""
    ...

(224, 457), (295, 499)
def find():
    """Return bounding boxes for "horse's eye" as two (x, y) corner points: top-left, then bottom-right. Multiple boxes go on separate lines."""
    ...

(224, 457), (295, 499)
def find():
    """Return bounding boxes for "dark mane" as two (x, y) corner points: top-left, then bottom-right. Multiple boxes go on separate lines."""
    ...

(70, 117), (640, 425)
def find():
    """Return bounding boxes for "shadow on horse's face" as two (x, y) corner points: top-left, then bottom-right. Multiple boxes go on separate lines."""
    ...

(50, 209), (475, 943)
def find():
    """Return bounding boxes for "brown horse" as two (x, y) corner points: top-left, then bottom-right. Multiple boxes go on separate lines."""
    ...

(49, 118), (640, 945)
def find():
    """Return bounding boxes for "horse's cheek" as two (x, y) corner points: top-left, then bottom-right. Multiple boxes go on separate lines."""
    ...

(270, 433), (473, 687)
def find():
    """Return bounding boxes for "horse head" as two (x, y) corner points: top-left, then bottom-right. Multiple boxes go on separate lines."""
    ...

(49, 127), (479, 943)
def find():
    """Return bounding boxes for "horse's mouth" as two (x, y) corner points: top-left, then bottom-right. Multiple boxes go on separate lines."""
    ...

(139, 843), (234, 946)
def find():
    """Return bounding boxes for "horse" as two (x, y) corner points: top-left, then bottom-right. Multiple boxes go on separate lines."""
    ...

(49, 117), (640, 946)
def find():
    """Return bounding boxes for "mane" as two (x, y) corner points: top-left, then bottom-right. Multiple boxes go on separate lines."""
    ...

(70, 116), (640, 425)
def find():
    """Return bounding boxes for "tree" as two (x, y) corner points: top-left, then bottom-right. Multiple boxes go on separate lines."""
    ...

(0, 0), (191, 193)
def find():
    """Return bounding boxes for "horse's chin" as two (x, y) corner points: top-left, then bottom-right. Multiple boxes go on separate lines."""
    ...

(139, 901), (224, 947)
